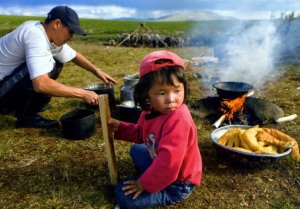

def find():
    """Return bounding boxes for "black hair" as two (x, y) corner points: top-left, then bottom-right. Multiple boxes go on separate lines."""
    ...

(44, 18), (52, 24)
(44, 17), (65, 26)
(134, 65), (190, 110)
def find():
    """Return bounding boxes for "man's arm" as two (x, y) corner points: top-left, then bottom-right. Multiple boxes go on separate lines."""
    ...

(32, 74), (99, 106)
(72, 52), (117, 85)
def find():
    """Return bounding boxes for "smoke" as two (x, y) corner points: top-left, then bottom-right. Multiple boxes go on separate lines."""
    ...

(276, 19), (300, 63)
(214, 20), (281, 90)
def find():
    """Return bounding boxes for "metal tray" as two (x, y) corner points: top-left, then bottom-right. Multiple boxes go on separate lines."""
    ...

(211, 125), (292, 161)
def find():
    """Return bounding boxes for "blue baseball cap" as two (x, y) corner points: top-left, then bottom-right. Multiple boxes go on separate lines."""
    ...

(47, 6), (87, 36)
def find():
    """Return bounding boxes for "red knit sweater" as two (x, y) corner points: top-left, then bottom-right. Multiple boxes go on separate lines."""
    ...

(114, 104), (202, 193)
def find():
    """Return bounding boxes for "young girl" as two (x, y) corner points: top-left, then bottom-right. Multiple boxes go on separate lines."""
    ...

(109, 50), (202, 209)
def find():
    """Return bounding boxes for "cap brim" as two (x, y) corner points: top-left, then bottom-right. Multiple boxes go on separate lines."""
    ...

(68, 23), (87, 36)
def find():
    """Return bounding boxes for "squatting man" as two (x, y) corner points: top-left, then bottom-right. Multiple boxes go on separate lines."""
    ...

(0, 6), (117, 128)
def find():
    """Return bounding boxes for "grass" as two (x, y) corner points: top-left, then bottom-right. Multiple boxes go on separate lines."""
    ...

(0, 16), (300, 209)
(0, 15), (195, 43)
(0, 15), (235, 44)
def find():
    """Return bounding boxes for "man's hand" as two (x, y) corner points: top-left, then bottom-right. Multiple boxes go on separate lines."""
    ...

(72, 52), (117, 86)
(93, 68), (117, 86)
(82, 90), (99, 106)
(32, 74), (99, 105)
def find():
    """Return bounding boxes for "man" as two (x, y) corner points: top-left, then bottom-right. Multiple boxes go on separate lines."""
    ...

(0, 6), (117, 129)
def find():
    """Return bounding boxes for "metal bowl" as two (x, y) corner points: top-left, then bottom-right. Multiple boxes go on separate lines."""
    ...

(84, 83), (115, 107)
(211, 125), (292, 164)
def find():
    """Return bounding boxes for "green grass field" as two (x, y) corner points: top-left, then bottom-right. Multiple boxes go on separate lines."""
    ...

(0, 16), (299, 209)
(0, 15), (196, 43)
(0, 15), (233, 44)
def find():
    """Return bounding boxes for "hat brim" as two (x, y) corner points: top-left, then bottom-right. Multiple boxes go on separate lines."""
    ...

(68, 22), (87, 36)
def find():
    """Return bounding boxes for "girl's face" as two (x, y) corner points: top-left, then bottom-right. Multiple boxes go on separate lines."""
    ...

(148, 74), (185, 114)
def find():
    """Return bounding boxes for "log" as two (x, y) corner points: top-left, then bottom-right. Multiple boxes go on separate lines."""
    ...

(98, 94), (118, 185)
(212, 114), (226, 128)
(275, 114), (297, 123)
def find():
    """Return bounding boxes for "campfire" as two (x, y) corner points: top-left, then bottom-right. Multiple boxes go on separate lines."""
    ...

(217, 94), (247, 124)
(187, 81), (297, 127)
(211, 82), (253, 127)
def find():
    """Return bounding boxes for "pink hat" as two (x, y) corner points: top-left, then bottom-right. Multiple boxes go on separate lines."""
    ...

(139, 50), (185, 78)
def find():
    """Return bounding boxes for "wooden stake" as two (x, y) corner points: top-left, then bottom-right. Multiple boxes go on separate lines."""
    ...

(98, 94), (118, 185)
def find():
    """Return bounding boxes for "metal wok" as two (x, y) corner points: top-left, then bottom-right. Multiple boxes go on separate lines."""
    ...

(213, 81), (253, 99)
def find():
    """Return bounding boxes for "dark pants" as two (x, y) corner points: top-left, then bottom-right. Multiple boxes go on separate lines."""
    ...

(115, 144), (195, 209)
(0, 62), (63, 118)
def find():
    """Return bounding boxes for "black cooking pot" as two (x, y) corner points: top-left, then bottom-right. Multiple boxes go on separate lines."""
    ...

(118, 101), (142, 123)
(84, 83), (115, 107)
(60, 109), (96, 140)
(213, 81), (253, 99)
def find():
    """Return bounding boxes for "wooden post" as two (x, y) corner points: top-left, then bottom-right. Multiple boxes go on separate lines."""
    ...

(98, 94), (118, 185)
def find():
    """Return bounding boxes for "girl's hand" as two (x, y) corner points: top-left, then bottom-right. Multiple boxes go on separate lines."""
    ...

(122, 179), (144, 199)
(108, 118), (120, 132)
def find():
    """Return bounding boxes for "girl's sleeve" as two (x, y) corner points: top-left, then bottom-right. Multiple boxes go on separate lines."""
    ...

(114, 112), (145, 143)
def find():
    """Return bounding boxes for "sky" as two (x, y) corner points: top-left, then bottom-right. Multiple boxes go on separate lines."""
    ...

(0, 0), (300, 20)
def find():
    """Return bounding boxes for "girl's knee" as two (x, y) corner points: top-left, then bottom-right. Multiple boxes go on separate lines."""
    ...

(130, 144), (148, 158)
(130, 144), (140, 157)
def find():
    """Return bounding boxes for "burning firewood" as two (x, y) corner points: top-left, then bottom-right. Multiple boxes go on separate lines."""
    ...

(220, 94), (247, 121)
(213, 94), (247, 127)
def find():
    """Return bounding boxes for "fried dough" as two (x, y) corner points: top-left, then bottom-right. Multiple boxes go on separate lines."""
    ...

(262, 128), (300, 162)
(217, 126), (298, 161)
(240, 139), (252, 150)
(262, 144), (278, 154)
(232, 147), (253, 153)
(255, 141), (278, 154)
(219, 128), (242, 146)
(242, 127), (263, 151)
(256, 131), (294, 149)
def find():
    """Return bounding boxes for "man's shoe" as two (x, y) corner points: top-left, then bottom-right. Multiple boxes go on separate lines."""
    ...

(40, 103), (52, 112)
(15, 114), (59, 129)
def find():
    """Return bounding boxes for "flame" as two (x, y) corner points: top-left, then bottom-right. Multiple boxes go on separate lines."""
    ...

(220, 94), (247, 123)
